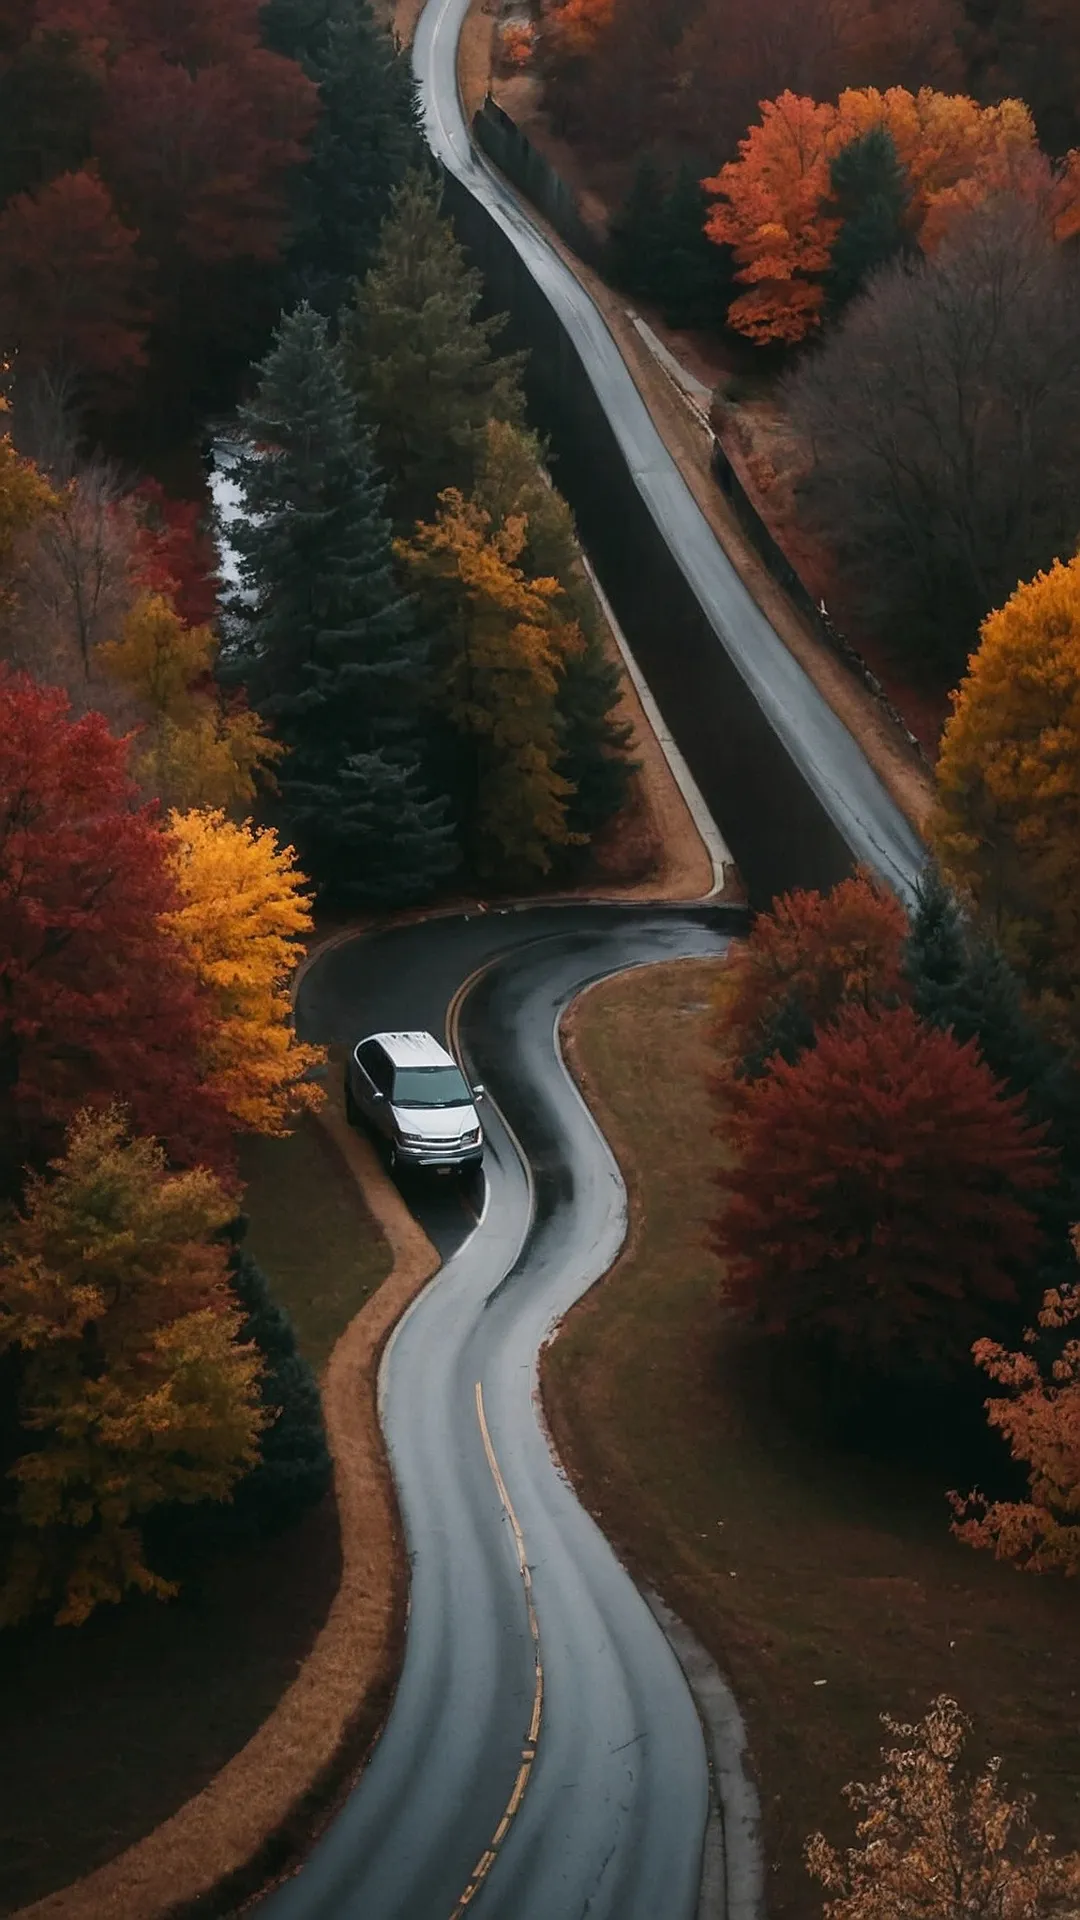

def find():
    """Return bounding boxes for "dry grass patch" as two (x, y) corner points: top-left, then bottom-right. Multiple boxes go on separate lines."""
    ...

(239, 1109), (393, 1373)
(544, 956), (1080, 1920)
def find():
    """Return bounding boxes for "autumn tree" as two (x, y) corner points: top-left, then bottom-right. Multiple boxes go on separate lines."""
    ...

(132, 479), (219, 628)
(931, 556), (1080, 1014)
(162, 809), (324, 1136)
(952, 1222), (1080, 1576)
(99, 592), (282, 810)
(0, 669), (231, 1194)
(703, 90), (842, 344)
(0, 423), (54, 608)
(806, 1695), (1080, 1917)
(93, 33), (316, 410)
(343, 170), (526, 526)
(0, 167), (146, 393)
(712, 1003), (1053, 1382)
(0, 24), (103, 203)
(6, 456), (138, 687)
(470, 420), (635, 853)
(712, 869), (910, 1084)
(785, 197), (1080, 666)
(705, 85), (1066, 345)
(230, 303), (455, 904)
(0, 1106), (264, 1626)
(397, 490), (581, 882)
(285, 0), (424, 314)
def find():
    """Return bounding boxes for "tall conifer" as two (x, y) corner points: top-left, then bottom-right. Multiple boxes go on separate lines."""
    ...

(230, 303), (455, 904)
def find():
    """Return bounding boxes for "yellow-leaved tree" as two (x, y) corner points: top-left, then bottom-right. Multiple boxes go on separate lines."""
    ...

(931, 554), (1080, 1017)
(806, 1696), (1080, 1917)
(99, 591), (282, 809)
(0, 1107), (265, 1627)
(0, 424), (55, 586)
(396, 489), (583, 882)
(162, 808), (325, 1135)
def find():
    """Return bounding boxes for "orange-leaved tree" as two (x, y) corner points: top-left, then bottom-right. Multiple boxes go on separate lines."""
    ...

(0, 1105), (264, 1627)
(712, 868), (909, 1083)
(396, 489), (582, 883)
(703, 90), (842, 344)
(806, 1695), (1080, 1917)
(161, 808), (325, 1136)
(705, 84), (1072, 343)
(952, 1225), (1080, 1576)
(931, 555), (1080, 1017)
(712, 1003), (1053, 1380)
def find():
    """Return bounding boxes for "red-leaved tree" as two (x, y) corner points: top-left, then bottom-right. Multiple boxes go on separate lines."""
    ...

(713, 868), (910, 1083)
(0, 165), (146, 386)
(132, 479), (219, 629)
(0, 668), (232, 1193)
(712, 1003), (1053, 1380)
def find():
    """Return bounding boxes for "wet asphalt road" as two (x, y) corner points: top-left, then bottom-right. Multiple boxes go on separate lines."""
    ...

(257, 905), (738, 1919)
(414, 0), (924, 904)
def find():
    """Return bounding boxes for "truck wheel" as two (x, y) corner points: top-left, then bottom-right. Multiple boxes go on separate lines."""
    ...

(344, 1080), (359, 1126)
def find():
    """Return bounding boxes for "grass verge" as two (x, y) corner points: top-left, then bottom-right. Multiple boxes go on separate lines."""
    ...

(239, 1110), (394, 1373)
(542, 956), (1080, 1920)
(0, 1114), (391, 1917)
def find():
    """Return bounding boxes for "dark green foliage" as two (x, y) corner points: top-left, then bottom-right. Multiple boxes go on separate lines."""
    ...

(825, 125), (913, 313)
(286, 0), (426, 315)
(606, 156), (734, 331)
(605, 154), (670, 301)
(230, 301), (455, 904)
(657, 161), (736, 331)
(0, 29), (100, 202)
(905, 865), (1080, 1299)
(227, 1249), (332, 1535)
(260, 0), (336, 61)
(739, 993), (819, 1083)
(342, 169), (526, 524)
(555, 629), (635, 854)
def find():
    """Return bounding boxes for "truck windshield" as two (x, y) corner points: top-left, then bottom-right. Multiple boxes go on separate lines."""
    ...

(392, 1065), (472, 1109)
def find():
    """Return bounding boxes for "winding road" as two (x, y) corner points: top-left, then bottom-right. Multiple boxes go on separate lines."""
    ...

(414, 0), (924, 905)
(261, 906), (740, 1920)
(253, 0), (934, 1910)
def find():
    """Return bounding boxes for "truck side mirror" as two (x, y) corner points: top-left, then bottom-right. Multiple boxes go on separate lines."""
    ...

(472, 1084), (485, 1102)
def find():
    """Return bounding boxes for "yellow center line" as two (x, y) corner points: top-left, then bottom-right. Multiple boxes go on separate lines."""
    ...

(446, 1383), (544, 1919)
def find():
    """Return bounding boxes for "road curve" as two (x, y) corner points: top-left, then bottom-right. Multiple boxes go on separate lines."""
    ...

(413, 0), (925, 902)
(258, 905), (736, 1918)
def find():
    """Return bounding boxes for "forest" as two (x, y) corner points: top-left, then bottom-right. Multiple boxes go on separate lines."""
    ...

(0, 0), (637, 1642)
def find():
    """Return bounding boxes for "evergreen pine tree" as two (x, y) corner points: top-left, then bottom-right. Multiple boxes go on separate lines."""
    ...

(260, 0), (335, 61)
(287, 0), (426, 315)
(230, 302), (456, 905)
(605, 154), (670, 302)
(905, 865), (1080, 1298)
(342, 169), (526, 524)
(227, 1248), (332, 1534)
(660, 161), (736, 332)
(825, 125), (912, 314)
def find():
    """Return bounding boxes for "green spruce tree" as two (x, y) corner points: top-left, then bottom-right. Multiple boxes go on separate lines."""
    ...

(825, 124), (912, 314)
(605, 154), (670, 302)
(660, 161), (736, 332)
(227, 1248), (332, 1535)
(230, 302), (456, 905)
(905, 865), (1080, 1299)
(287, 0), (426, 315)
(470, 419), (635, 857)
(342, 169), (526, 524)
